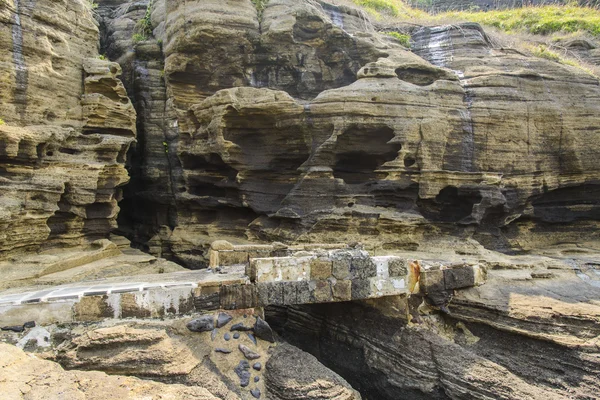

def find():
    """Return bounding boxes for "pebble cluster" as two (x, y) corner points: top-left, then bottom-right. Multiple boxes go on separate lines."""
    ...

(187, 312), (275, 398)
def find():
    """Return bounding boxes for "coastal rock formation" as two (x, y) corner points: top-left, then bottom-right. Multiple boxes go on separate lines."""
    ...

(1, 315), (363, 399)
(0, 342), (219, 400)
(265, 342), (361, 400)
(268, 273), (600, 400)
(89, 0), (600, 265)
(0, 0), (136, 259)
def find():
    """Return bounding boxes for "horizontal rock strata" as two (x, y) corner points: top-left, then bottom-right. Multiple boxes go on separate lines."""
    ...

(0, 0), (136, 259)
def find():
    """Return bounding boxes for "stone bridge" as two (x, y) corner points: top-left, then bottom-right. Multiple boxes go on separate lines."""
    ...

(0, 242), (485, 327)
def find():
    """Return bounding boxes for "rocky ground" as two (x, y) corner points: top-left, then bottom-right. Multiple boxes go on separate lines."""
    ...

(0, 312), (360, 400)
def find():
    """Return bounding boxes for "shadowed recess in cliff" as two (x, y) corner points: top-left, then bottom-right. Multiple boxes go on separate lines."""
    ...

(333, 126), (401, 185)
(46, 186), (79, 243)
(417, 185), (483, 223)
(530, 183), (600, 222)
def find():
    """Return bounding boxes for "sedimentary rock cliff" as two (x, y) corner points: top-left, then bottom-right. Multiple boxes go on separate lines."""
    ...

(0, 0), (136, 259)
(92, 0), (600, 266)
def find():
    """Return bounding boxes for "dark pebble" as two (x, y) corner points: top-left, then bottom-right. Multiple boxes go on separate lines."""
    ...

(230, 322), (252, 332)
(254, 376), (260, 383)
(253, 362), (262, 371)
(239, 344), (261, 360)
(186, 315), (214, 333)
(216, 312), (233, 328)
(215, 348), (232, 354)
(1, 326), (24, 333)
(233, 332), (240, 339)
(234, 360), (251, 387)
(250, 388), (261, 399)
(253, 317), (275, 343)
(23, 321), (36, 329)
(224, 333), (231, 341)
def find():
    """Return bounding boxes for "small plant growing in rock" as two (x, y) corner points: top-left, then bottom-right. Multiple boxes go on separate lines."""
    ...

(251, 0), (269, 17)
(97, 54), (107, 60)
(0, 118), (5, 125)
(132, 33), (147, 43)
(135, 0), (154, 38)
(162, 141), (169, 154)
(383, 31), (411, 47)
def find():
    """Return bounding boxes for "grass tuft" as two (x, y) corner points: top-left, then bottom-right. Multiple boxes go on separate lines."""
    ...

(383, 31), (411, 46)
(132, 33), (147, 43)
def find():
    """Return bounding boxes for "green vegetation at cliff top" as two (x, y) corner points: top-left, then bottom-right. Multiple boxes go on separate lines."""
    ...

(435, 5), (600, 36)
(350, 0), (600, 37)
(351, 0), (427, 18)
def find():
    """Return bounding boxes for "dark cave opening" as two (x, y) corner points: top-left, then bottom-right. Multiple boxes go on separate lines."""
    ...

(265, 303), (450, 400)
(332, 126), (401, 185)
(418, 185), (482, 223)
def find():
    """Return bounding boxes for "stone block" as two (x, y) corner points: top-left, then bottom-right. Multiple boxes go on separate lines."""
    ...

(420, 269), (445, 294)
(256, 283), (270, 307)
(220, 284), (257, 310)
(208, 249), (220, 268)
(313, 280), (332, 303)
(332, 257), (351, 280)
(350, 256), (377, 279)
(267, 282), (285, 305)
(282, 282), (298, 305)
(296, 281), (312, 304)
(389, 258), (408, 277)
(351, 279), (370, 300)
(311, 259), (333, 280)
(251, 256), (311, 283)
(194, 293), (220, 311)
(211, 240), (235, 251)
(332, 280), (352, 301)
(443, 266), (475, 290)
(369, 277), (407, 298)
(219, 251), (250, 267)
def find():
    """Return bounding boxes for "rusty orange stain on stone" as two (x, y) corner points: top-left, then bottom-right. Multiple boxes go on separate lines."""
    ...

(408, 260), (421, 294)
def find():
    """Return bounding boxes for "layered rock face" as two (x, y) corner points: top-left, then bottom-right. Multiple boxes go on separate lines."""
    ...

(268, 289), (600, 400)
(0, 0), (136, 259)
(98, 0), (600, 265)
